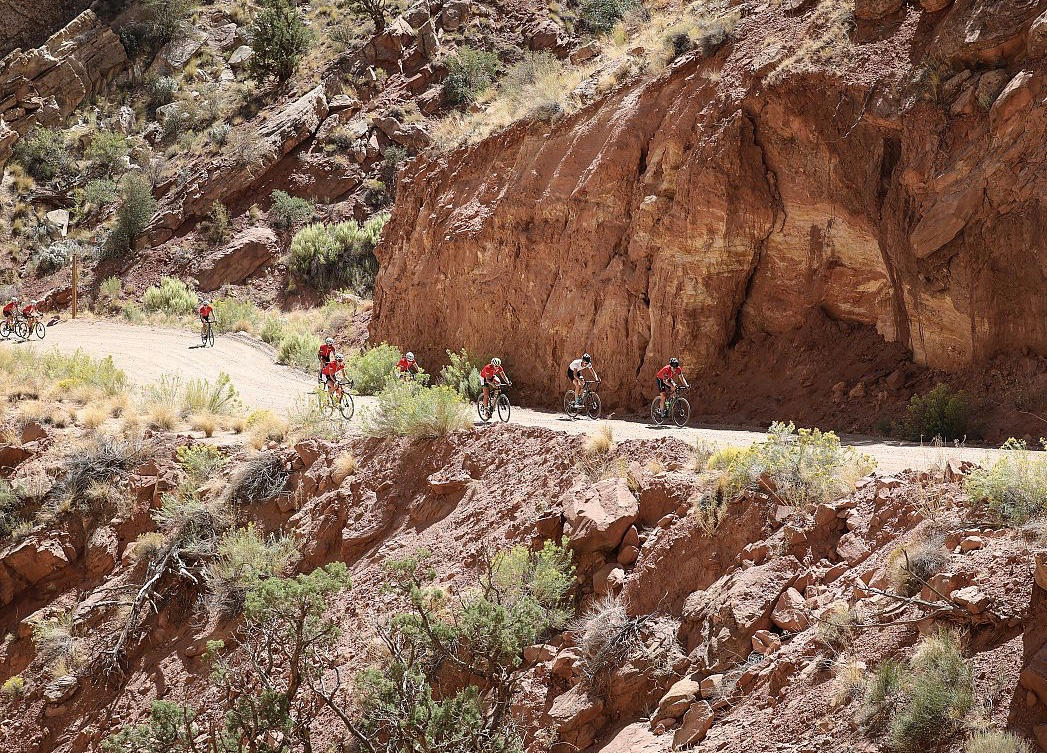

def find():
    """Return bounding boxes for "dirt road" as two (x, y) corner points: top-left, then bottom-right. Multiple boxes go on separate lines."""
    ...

(33, 319), (1004, 474)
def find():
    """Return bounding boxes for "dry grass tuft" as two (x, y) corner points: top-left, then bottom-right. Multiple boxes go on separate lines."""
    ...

(765, 0), (855, 85)
(331, 451), (358, 483)
(77, 405), (108, 430)
(247, 411), (289, 449)
(132, 531), (167, 563)
(190, 413), (219, 438)
(584, 423), (615, 456)
(887, 537), (949, 596)
(147, 404), (179, 431)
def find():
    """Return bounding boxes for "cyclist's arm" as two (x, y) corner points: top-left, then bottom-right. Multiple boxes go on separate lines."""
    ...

(679, 375), (690, 388)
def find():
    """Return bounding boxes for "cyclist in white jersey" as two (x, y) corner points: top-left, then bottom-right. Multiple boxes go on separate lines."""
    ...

(567, 353), (599, 407)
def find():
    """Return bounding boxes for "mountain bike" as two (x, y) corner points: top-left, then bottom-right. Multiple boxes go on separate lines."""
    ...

(564, 380), (601, 420)
(201, 318), (215, 348)
(477, 383), (511, 423)
(0, 318), (14, 340)
(318, 377), (355, 420)
(651, 385), (691, 427)
(15, 316), (45, 341)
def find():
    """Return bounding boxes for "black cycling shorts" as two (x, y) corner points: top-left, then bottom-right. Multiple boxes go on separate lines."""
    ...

(656, 378), (670, 392)
(567, 367), (576, 380)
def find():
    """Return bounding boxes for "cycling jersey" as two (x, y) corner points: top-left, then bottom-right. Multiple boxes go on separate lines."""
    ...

(199, 305), (213, 320)
(396, 358), (417, 372)
(569, 358), (585, 372)
(318, 344), (335, 362)
(321, 361), (344, 377)
(480, 363), (505, 381)
(656, 365), (682, 381)
(21, 306), (35, 317)
(3, 303), (15, 316)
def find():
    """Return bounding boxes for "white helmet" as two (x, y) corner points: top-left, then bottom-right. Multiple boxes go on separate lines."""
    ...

(406, 351), (415, 362)
(491, 357), (501, 366)
(30, 300), (37, 306)
(335, 353), (345, 362)
(201, 299), (210, 306)
(325, 337), (334, 345)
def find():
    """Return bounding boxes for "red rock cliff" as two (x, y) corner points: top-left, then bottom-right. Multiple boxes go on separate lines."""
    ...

(371, 0), (1047, 409)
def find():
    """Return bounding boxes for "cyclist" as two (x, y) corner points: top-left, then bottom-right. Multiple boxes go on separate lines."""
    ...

(318, 337), (335, 365)
(321, 353), (347, 396)
(654, 357), (688, 420)
(397, 351), (421, 382)
(21, 300), (39, 328)
(480, 357), (511, 413)
(3, 297), (19, 330)
(567, 353), (599, 407)
(198, 299), (215, 343)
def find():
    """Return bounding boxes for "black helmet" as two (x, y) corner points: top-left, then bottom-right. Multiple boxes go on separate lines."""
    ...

(582, 353), (592, 364)
(669, 357), (680, 367)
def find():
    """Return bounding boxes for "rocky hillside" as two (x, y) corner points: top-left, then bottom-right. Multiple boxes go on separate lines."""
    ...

(0, 398), (1043, 752)
(371, 0), (1047, 428)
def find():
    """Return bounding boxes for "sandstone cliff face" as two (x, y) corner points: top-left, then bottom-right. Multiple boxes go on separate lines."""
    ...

(0, 0), (94, 58)
(372, 0), (1047, 409)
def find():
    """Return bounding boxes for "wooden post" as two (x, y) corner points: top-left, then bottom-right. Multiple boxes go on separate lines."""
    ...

(71, 253), (78, 319)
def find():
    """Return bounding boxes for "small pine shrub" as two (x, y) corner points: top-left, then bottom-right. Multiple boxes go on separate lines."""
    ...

(965, 442), (1047, 525)
(579, 0), (639, 33)
(205, 524), (296, 615)
(439, 348), (483, 400)
(899, 384), (969, 442)
(83, 178), (119, 208)
(142, 277), (199, 315)
(86, 131), (130, 175)
(145, 0), (198, 45)
(360, 381), (470, 438)
(201, 201), (232, 247)
(346, 343), (400, 395)
(443, 46), (500, 106)
(103, 174), (156, 259)
(249, 0), (311, 82)
(268, 190), (314, 228)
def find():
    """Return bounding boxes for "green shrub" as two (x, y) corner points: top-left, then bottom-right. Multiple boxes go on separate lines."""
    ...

(259, 316), (285, 345)
(249, 0), (311, 82)
(965, 442), (1047, 524)
(381, 145), (408, 197)
(83, 178), (119, 208)
(886, 539), (949, 596)
(899, 384), (969, 442)
(145, 75), (178, 112)
(580, 0), (639, 33)
(443, 46), (499, 106)
(103, 174), (156, 259)
(268, 189), (314, 228)
(176, 444), (226, 486)
(714, 421), (875, 507)
(0, 675), (26, 698)
(289, 215), (387, 294)
(888, 632), (973, 751)
(184, 372), (242, 416)
(360, 381), (470, 438)
(86, 131), (130, 175)
(346, 342), (400, 395)
(142, 277), (198, 315)
(32, 241), (76, 275)
(212, 297), (260, 333)
(0, 347), (130, 395)
(11, 128), (66, 181)
(145, 0), (198, 45)
(965, 731), (1031, 753)
(205, 524), (296, 614)
(357, 542), (573, 752)
(276, 331), (322, 370)
(201, 201), (232, 247)
(0, 481), (23, 540)
(439, 347), (483, 399)
(99, 276), (123, 301)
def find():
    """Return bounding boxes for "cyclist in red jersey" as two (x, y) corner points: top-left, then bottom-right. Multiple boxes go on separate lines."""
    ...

(3, 298), (19, 328)
(321, 353), (346, 396)
(654, 357), (688, 419)
(21, 300), (38, 327)
(396, 352), (421, 381)
(480, 357), (511, 412)
(317, 338), (337, 385)
(198, 300), (215, 342)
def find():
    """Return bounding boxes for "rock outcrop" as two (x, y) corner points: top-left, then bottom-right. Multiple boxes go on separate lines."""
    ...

(0, 0), (95, 59)
(0, 10), (127, 168)
(371, 0), (1047, 410)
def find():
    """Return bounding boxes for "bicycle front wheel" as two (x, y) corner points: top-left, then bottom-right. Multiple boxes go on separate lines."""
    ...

(650, 397), (666, 426)
(0, 322), (10, 339)
(496, 394), (511, 423)
(586, 391), (602, 420)
(338, 393), (355, 420)
(476, 395), (491, 422)
(673, 397), (691, 427)
(34, 322), (45, 340)
(563, 390), (579, 418)
(318, 389), (335, 418)
(206, 326), (215, 347)
(13, 321), (28, 340)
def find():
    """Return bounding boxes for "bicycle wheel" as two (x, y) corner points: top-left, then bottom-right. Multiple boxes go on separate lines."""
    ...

(586, 391), (602, 420)
(0, 322), (9, 339)
(338, 393), (355, 420)
(496, 393), (511, 423)
(206, 325), (215, 347)
(563, 390), (579, 418)
(672, 397), (691, 427)
(476, 395), (491, 422)
(650, 397), (666, 426)
(34, 322), (45, 340)
(13, 321), (28, 340)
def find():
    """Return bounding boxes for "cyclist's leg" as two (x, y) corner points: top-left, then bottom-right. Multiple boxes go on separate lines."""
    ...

(483, 382), (490, 407)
